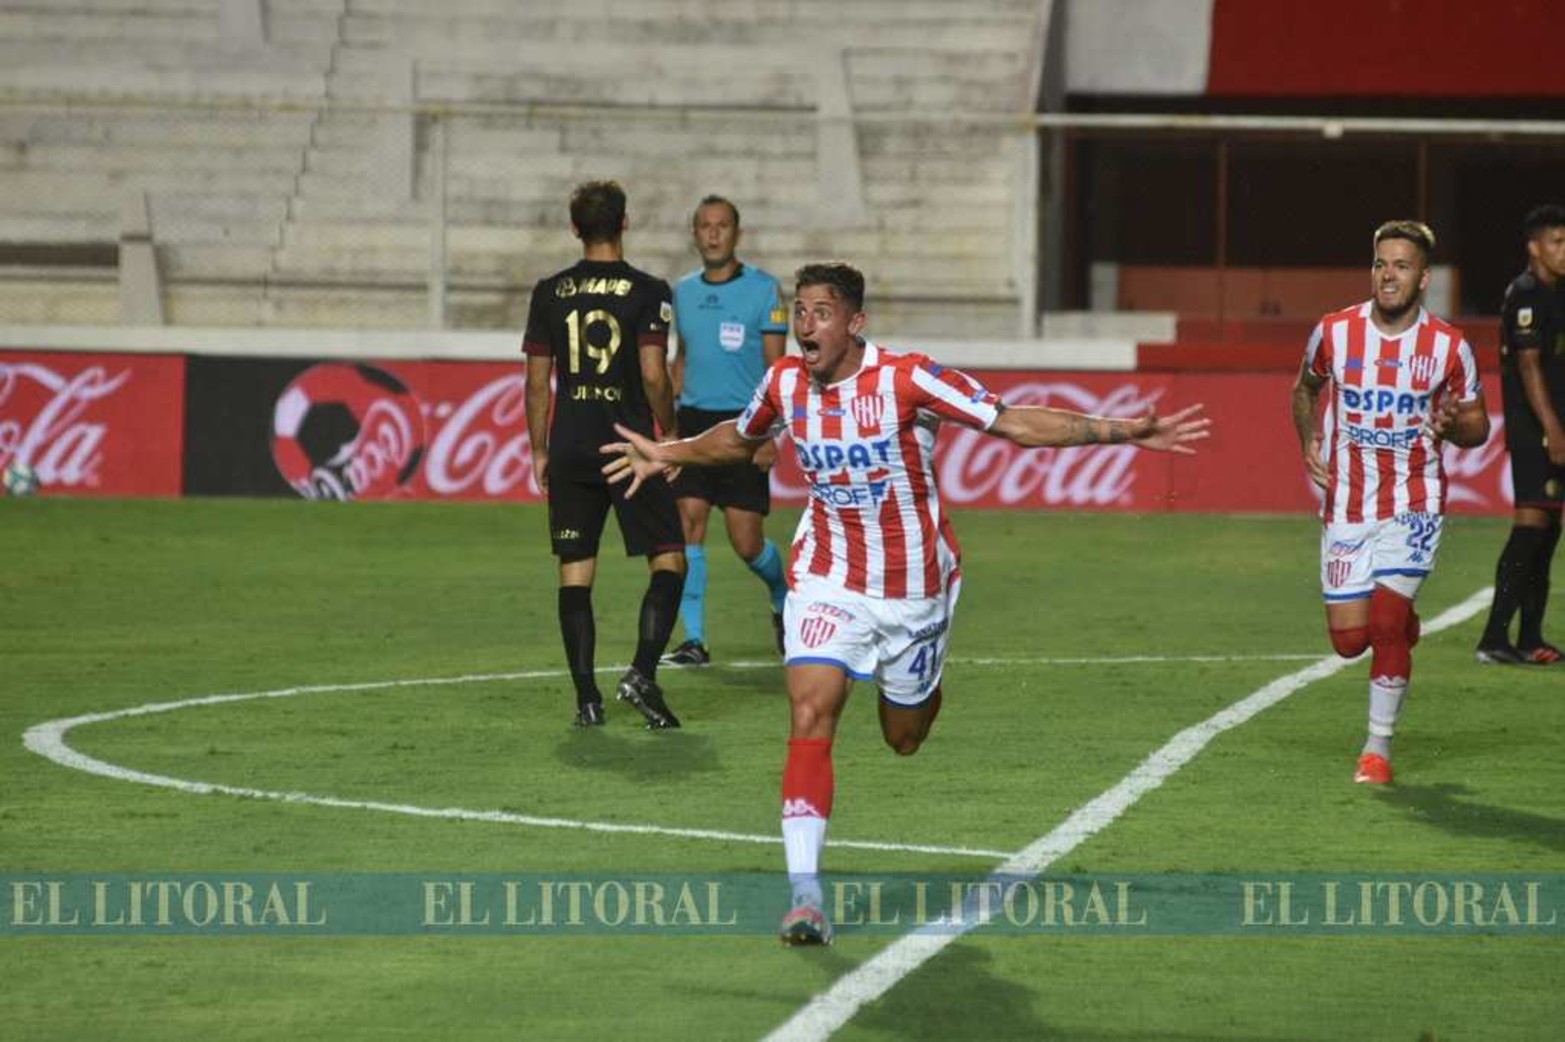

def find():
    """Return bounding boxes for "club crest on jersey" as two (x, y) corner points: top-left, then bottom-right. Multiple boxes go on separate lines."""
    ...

(1407, 355), (1437, 385)
(800, 616), (838, 648)
(1518, 307), (1534, 329)
(850, 395), (886, 430)
(1327, 559), (1353, 588)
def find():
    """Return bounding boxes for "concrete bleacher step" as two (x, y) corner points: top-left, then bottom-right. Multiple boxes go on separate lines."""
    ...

(6, 167), (299, 199)
(17, 141), (301, 175)
(1, 61), (327, 99)
(0, 110), (315, 148)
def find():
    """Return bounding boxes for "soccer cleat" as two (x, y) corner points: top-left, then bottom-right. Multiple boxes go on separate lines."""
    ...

(616, 668), (681, 729)
(772, 611), (786, 656)
(1474, 642), (1529, 666)
(573, 701), (605, 727)
(1518, 642), (1565, 666)
(662, 639), (711, 667)
(1354, 752), (1392, 785)
(778, 903), (833, 947)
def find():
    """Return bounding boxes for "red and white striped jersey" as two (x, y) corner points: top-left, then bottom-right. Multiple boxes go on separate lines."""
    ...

(735, 340), (1001, 599)
(1305, 302), (1481, 523)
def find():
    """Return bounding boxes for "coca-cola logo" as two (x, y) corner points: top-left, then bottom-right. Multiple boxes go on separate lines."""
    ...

(0, 362), (132, 489)
(769, 381), (1161, 508)
(943, 382), (1161, 507)
(422, 374), (539, 497)
(271, 363), (426, 500)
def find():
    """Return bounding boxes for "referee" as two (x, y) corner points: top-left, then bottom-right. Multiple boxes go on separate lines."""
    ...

(663, 196), (789, 666)
(1476, 203), (1565, 666)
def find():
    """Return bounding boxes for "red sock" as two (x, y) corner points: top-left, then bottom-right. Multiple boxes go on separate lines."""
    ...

(781, 738), (834, 820)
(1369, 587), (1413, 679)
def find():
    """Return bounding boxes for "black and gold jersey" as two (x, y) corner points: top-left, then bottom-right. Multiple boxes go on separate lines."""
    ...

(523, 259), (672, 469)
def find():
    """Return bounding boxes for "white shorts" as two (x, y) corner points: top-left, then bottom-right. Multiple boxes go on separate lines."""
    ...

(783, 575), (960, 706)
(1321, 512), (1444, 603)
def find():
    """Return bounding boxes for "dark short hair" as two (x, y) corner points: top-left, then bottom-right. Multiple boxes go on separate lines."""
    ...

(570, 180), (627, 245)
(795, 262), (865, 312)
(1523, 203), (1565, 239)
(692, 195), (740, 229)
(1373, 220), (1436, 262)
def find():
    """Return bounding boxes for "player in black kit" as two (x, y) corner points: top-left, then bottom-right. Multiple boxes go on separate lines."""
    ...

(524, 180), (688, 724)
(1476, 204), (1565, 666)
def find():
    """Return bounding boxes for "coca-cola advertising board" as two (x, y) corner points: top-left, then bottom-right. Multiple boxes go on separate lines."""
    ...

(158, 354), (1524, 514)
(0, 351), (184, 496)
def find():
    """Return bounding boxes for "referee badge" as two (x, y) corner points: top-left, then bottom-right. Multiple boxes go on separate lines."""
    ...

(1518, 307), (1534, 329)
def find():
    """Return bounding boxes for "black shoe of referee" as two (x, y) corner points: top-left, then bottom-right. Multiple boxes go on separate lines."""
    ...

(662, 640), (711, 667)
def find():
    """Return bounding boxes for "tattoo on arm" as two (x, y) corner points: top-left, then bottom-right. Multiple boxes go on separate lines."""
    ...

(1105, 420), (1129, 445)
(1072, 416), (1097, 445)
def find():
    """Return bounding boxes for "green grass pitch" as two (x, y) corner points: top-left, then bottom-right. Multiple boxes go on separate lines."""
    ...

(2, 498), (1560, 1041)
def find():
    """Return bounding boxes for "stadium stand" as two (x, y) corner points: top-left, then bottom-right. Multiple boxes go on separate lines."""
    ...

(0, 0), (1047, 333)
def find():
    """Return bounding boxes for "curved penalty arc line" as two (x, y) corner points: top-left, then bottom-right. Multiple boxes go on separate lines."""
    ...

(21, 666), (1024, 860)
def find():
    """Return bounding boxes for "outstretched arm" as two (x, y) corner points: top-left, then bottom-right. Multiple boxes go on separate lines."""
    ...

(988, 402), (1210, 454)
(602, 420), (764, 497)
(1291, 361), (1329, 490)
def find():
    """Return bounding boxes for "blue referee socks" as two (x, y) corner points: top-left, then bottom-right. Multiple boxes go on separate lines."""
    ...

(680, 544), (707, 645)
(747, 539), (788, 614)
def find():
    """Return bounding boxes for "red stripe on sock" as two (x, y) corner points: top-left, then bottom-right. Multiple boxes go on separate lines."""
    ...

(782, 738), (834, 819)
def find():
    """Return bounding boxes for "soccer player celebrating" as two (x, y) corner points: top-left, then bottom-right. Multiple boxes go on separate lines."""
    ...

(602, 262), (1209, 945)
(524, 180), (686, 730)
(664, 196), (790, 666)
(1291, 220), (1491, 786)
(1475, 204), (1565, 666)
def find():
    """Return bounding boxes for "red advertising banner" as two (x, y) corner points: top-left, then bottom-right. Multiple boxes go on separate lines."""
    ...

(255, 360), (1518, 514)
(5, 350), (1514, 514)
(0, 351), (185, 496)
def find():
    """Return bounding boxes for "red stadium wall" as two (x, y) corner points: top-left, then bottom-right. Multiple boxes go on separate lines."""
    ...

(1208, 0), (1565, 98)
(0, 350), (1517, 514)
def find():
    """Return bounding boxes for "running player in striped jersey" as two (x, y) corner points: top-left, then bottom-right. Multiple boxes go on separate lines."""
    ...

(1291, 220), (1491, 787)
(601, 262), (1210, 945)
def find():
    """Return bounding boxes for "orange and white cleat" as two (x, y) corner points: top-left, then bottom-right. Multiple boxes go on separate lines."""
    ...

(1519, 643), (1565, 666)
(1354, 752), (1392, 785)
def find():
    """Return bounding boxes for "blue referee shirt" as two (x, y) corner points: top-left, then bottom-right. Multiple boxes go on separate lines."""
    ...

(673, 264), (787, 411)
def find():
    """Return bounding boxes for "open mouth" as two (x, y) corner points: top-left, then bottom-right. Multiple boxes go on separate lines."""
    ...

(800, 340), (821, 364)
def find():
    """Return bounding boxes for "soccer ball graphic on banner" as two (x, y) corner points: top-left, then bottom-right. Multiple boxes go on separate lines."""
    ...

(3, 460), (41, 497)
(271, 363), (427, 500)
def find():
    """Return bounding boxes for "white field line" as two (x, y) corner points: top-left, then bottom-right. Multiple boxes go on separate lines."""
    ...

(14, 651), (1387, 868)
(762, 587), (1493, 1042)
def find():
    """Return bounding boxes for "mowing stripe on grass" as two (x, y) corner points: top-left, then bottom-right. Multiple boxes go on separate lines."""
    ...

(762, 587), (1494, 1042)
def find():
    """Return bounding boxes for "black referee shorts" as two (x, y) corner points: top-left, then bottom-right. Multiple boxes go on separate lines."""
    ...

(548, 463), (684, 562)
(671, 406), (771, 515)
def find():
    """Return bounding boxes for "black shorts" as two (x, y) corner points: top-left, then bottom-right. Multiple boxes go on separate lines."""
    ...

(671, 406), (771, 515)
(548, 464), (683, 562)
(1506, 442), (1565, 510)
